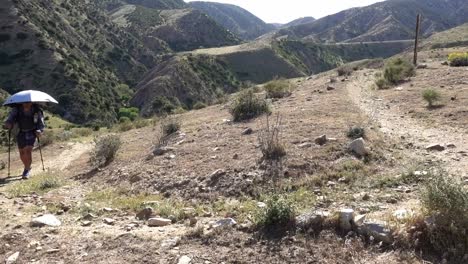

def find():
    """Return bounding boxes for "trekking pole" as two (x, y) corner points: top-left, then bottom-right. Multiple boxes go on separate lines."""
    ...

(8, 129), (11, 177)
(37, 135), (45, 171)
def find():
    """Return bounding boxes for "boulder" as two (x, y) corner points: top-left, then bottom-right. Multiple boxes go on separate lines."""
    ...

(136, 207), (154, 220)
(178, 256), (191, 264)
(31, 214), (61, 227)
(426, 144), (445, 151)
(153, 147), (175, 156)
(242, 128), (253, 135)
(349, 138), (368, 156)
(314, 135), (328, 146)
(160, 236), (181, 249)
(296, 210), (329, 231)
(358, 221), (393, 244)
(417, 63), (428, 69)
(6, 252), (19, 264)
(339, 209), (354, 230)
(103, 218), (115, 225)
(148, 217), (172, 227)
(327, 86), (335, 91)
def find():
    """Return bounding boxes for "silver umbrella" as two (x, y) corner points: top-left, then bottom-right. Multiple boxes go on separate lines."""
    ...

(3, 90), (58, 106)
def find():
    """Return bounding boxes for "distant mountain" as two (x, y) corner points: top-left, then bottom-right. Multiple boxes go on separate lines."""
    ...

(277, 0), (468, 43)
(98, 0), (188, 11)
(269, 23), (284, 29)
(283, 17), (316, 28)
(188, 1), (275, 40)
(109, 5), (240, 51)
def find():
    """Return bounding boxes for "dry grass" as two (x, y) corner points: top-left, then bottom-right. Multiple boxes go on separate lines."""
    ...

(6, 172), (65, 197)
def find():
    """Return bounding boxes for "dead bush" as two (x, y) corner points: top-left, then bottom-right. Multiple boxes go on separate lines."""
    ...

(258, 114), (286, 182)
(91, 134), (121, 167)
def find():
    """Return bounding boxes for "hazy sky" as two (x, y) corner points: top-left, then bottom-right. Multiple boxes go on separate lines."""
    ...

(185, 0), (385, 24)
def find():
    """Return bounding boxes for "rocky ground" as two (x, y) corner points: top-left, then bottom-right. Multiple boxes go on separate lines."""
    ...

(0, 50), (467, 263)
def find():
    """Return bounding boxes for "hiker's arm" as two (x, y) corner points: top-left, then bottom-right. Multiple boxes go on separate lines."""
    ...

(3, 108), (17, 130)
(35, 111), (45, 137)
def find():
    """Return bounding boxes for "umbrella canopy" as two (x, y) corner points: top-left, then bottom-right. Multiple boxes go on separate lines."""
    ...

(3, 90), (58, 106)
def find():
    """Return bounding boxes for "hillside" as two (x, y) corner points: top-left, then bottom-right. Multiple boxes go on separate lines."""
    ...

(422, 23), (468, 49)
(188, 1), (275, 40)
(0, 0), (240, 124)
(130, 39), (412, 112)
(276, 0), (468, 43)
(0, 0), (158, 124)
(283, 16), (316, 28)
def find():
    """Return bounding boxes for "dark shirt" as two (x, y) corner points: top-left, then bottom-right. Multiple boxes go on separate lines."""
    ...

(5, 106), (45, 132)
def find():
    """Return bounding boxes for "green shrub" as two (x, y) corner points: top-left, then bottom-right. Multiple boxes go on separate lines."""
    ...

(161, 117), (180, 137)
(375, 77), (388, 89)
(422, 89), (441, 107)
(255, 194), (295, 228)
(72, 127), (93, 137)
(118, 107), (139, 121)
(134, 119), (151, 129)
(91, 135), (121, 167)
(420, 174), (468, 259)
(119, 116), (131, 123)
(152, 96), (178, 115)
(337, 65), (353, 76)
(193, 102), (207, 110)
(383, 58), (415, 85)
(230, 89), (270, 122)
(117, 121), (134, 132)
(347, 126), (365, 139)
(448, 52), (468, 67)
(264, 79), (292, 99)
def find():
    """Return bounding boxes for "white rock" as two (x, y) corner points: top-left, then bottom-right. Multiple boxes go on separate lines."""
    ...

(354, 214), (366, 226)
(6, 252), (19, 264)
(178, 255), (191, 264)
(31, 214), (61, 227)
(257, 202), (267, 208)
(103, 218), (115, 225)
(359, 221), (393, 244)
(148, 218), (172, 227)
(349, 138), (368, 156)
(339, 209), (354, 230)
(298, 142), (312, 148)
(213, 218), (237, 229)
(160, 236), (181, 249)
(393, 209), (412, 220)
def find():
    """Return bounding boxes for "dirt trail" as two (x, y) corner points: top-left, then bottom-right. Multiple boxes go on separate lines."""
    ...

(346, 69), (468, 178)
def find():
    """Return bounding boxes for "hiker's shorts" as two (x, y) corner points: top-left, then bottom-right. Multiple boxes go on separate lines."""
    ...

(17, 130), (36, 149)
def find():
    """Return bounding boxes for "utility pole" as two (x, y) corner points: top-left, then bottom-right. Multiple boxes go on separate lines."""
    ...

(413, 14), (421, 66)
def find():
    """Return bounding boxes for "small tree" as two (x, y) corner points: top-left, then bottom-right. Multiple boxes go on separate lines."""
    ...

(422, 89), (441, 107)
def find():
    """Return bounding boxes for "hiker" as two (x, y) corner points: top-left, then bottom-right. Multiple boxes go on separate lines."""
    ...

(3, 103), (45, 179)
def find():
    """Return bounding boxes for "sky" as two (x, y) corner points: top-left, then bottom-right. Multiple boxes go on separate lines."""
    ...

(185, 0), (385, 24)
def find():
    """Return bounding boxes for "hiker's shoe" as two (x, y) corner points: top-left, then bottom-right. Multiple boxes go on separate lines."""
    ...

(22, 169), (31, 179)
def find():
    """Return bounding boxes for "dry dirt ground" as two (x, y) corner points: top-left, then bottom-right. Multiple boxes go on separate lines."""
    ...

(0, 50), (466, 263)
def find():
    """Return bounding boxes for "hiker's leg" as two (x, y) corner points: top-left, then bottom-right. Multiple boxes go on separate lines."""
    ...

(18, 147), (28, 168)
(22, 146), (33, 170)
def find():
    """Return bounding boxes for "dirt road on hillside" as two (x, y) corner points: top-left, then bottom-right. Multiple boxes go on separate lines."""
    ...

(346, 69), (468, 178)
